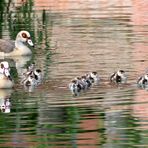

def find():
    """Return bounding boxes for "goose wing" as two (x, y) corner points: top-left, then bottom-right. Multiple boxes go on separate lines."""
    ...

(0, 39), (15, 53)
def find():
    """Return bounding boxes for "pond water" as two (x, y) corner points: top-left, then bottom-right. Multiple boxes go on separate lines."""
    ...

(0, 0), (148, 147)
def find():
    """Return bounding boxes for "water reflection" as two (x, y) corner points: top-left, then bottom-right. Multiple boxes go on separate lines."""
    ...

(0, 89), (12, 113)
(0, 0), (148, 147)
(14, 55), (32, 76)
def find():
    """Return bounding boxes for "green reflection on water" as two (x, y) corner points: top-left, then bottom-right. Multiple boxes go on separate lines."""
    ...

(0, 0), (148, 148)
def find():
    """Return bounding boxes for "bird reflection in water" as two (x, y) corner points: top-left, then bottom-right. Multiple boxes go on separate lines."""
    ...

(0, 89), (12, 113)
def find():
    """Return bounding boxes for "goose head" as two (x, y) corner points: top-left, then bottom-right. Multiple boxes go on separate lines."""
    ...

(15, 31), (34, 47)
(0, 61), (12, 80)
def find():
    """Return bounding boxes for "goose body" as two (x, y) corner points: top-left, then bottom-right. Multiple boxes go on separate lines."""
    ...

(0, 31), (34, 56)
(110, 70), (127, 84)
(137, 74), (148, 88)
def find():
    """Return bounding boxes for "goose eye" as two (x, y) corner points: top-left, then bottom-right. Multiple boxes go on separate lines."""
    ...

(22, 33), (27, 38)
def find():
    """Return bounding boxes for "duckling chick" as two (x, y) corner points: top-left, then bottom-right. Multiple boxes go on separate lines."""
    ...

(23, 75), (37, 86)
(28, 62), (35, 71)
(21, 62), (42, 86)
(33, 69), (42, 84)
(85, 73), (94, 83)
(85, 71), (100, 84)
(90, 71), (100, 83)
(69, 80), (80, 96)
(110, 70), (127, 84)
(74, 77), (85, 90)
(23, 69), (42, 85)
(137, 74), (148, 88)
(23, 75), (36, 92)
(81, 75), (92, 89)
(23, 62), (35, 77)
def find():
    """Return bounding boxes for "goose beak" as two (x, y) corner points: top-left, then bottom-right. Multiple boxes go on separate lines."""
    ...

(27, 39), (34, 47)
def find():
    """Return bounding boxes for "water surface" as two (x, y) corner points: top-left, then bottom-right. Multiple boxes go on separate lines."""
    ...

(0, 0), (148, 147)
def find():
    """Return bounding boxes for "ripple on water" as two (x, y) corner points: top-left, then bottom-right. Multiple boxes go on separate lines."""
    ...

(0, 0), (148, 147)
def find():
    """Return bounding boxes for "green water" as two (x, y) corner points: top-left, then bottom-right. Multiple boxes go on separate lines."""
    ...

(0, 0), (148, 147)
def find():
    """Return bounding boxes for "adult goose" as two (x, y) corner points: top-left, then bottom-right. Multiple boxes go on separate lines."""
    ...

(0, 31), (34, 56)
